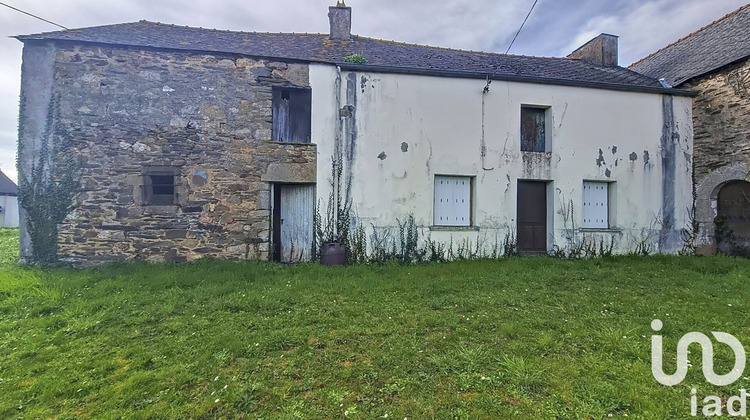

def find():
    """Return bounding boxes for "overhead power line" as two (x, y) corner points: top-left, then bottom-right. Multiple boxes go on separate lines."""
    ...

(0, 1), (68, 30)
(505, 0), (539, 54)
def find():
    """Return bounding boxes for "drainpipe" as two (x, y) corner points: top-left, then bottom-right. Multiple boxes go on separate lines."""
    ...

(481, 79), (495, 171)
(333, 66), (343, 240)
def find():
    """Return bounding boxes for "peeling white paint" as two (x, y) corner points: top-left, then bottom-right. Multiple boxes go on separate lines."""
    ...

(310, 64), (693, 254)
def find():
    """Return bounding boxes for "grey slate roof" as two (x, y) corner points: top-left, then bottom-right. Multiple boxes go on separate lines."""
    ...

(16, 21), (678, 94)
(0, 171), (18, 196)
(629, 4), (750, 86)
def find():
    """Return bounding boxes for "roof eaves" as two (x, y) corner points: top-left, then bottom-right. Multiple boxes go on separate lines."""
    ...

(674, 54), (750, 86)
(15, 38), (326, 67)
(338, 63), (696, 96)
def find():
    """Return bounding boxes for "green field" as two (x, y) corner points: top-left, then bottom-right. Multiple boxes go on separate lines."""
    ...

(1, 227), (749, 418)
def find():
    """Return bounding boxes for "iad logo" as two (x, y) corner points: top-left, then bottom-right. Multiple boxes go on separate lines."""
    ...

(650, 319), (746, 386)
(651, 319), (749, 417)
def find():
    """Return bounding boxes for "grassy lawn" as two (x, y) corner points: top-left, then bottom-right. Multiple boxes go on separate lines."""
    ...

(1, 227), (750, 418)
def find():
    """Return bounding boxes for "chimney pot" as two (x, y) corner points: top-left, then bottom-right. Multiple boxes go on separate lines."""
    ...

(328, 3), (352, 41)
(568, 33), (618, 67)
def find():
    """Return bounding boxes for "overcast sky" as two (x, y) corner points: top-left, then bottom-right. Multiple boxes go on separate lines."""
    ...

(0, 0), (747, 182)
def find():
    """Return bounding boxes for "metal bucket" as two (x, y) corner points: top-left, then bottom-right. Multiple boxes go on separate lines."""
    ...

(320, 242), (347, 266)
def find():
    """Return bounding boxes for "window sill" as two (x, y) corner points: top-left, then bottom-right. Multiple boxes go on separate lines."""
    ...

(429, 226), (480, 232)
(268, 141), (316, 146)
(141, 204), (180, 215)
(580, 228), (621, 233)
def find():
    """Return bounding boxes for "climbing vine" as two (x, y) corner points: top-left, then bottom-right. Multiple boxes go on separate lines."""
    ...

(17, 96), (81, 265)
(313, 154), (353, 260)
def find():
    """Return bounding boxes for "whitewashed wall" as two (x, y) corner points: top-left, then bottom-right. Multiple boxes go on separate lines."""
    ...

(310, 64), (693, 255)
(0, 196), (19, 228)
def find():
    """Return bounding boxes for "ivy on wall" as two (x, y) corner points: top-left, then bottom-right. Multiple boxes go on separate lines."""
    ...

(17, 96), (81, 265)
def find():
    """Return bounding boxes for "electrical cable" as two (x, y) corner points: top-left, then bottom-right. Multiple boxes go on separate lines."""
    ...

(0, 1), (68, 30)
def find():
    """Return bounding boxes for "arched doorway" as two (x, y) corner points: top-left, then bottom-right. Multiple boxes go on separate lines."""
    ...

(716, 180), (750, 255)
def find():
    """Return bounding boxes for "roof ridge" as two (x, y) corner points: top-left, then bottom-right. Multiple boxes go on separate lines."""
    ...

(138, 20), (329, 37)
(353, 34), (573, 62)
(630, 3), (750, 68)
(19, 19), (614, 65)
(128, 21), (569, 59)
(16, 20), (145, 39)
(17, 20), (331, 40)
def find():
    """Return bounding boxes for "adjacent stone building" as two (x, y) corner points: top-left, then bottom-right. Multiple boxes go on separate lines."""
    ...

(16, 4), (694, 265)
(631, 4), (750, 255)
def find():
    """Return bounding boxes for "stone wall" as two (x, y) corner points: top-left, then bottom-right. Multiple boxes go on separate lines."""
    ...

(29, 43), (316, 264)
(690, 57), (750, 254)
(691, 57), (750, 179)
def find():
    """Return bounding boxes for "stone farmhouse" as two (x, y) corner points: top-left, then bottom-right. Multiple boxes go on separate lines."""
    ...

(630, 4), (750, 256)
(16, 4), (694, 265)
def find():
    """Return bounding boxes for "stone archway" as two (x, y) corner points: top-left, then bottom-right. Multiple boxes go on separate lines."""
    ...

(716, 180), (750, 255)
(695, 161), (750, 254)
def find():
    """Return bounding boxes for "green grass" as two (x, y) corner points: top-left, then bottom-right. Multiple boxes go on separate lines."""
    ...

(1, 228), (750, 418)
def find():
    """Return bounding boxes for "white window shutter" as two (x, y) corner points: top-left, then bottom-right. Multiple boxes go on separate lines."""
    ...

(434, 176), (471, 227)
(582, 181), (608, 228)
(434, 176), (448, 225)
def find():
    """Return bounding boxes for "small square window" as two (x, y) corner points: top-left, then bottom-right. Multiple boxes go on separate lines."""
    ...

(144, 174), (177, 205)
(434, 175), (472, 227)
(521, 106), (547, 152)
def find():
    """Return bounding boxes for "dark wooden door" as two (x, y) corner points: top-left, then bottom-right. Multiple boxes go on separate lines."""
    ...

(517, 181), (547, 254)
(717, 180), (750, 254)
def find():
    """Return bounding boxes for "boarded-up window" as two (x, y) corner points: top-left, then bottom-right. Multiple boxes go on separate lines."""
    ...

(272, 87), (312, 143)
(521, 106), (546, 152)
(434, 175), (471, 227)
(144, 174), (177, 205)
(582, 181), (609, 228)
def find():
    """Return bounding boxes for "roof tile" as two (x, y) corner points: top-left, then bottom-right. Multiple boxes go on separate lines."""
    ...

(17, 20), (668, 92)
(629, 4), (750, 86)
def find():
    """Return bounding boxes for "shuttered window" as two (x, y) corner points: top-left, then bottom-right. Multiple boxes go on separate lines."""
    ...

(434, 175), (471, 227)
(272, 87), (312, 143)
(582, 181), (609, 228)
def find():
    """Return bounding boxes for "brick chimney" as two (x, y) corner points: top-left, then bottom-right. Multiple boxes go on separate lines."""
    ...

(568, 34), (618, 66)
(328, 2), (352, 41)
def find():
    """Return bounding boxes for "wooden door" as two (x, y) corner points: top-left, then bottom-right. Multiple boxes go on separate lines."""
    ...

(272, 184), (315, 262)
(517, 181), (547, 254)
